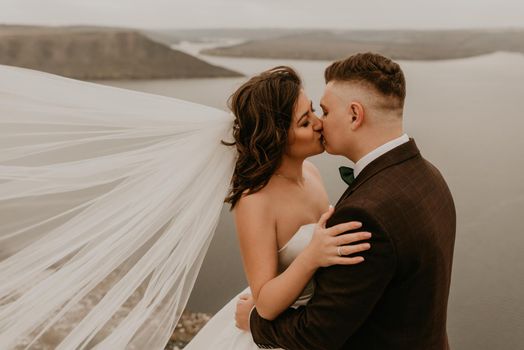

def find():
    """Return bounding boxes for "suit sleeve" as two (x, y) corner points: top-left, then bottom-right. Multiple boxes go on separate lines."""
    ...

(249, 206), (397, 349)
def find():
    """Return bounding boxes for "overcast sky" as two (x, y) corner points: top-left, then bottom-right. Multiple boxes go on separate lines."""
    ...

(1, 0), (522, 30)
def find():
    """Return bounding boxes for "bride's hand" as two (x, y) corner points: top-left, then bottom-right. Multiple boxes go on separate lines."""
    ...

(301, 205), (371, 268)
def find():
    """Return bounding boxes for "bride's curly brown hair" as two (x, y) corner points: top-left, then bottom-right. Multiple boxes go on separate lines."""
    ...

(222, 66), (302, 209)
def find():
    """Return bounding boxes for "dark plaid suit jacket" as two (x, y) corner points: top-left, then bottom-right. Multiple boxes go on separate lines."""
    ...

(250, 139), (456, 350)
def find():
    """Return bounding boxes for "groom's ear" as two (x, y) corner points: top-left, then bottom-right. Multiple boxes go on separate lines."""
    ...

(348, 102), (365, 130)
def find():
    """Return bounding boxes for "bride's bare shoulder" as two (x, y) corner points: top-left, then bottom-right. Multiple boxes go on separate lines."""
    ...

(234, 189), (274, 223)
(233, 189), (278, 263)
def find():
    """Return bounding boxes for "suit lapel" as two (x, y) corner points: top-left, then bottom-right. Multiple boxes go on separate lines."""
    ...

(335, 184), (353, 207)
(335, 138), (421, 206)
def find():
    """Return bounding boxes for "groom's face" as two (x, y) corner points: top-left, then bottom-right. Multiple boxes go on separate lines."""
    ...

(319, 82), (352, 155)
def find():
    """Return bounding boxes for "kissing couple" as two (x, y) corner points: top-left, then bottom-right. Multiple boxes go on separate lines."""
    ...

(184, 52), (456, 350)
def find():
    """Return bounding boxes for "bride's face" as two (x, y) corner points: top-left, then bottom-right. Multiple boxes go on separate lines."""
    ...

(285, 89), (324, 158)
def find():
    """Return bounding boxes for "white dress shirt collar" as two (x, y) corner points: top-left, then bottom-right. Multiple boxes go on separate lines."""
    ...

(353, 133), (410, 178)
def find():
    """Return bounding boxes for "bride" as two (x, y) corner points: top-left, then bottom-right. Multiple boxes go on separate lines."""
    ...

(184, 66), (371, 349)
(0, 64), (370, 349)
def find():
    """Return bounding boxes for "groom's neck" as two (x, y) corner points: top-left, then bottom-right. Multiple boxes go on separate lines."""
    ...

(348, 127), (404, 163)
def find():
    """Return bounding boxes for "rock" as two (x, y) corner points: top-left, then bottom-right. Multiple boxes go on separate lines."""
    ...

(165, 310), (212, 349)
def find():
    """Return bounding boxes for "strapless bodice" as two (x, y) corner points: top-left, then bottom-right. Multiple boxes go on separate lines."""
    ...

(277, 223), (316, 308)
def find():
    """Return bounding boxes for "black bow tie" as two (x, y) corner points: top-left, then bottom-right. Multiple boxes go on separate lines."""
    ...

(339, 166), (355, 186)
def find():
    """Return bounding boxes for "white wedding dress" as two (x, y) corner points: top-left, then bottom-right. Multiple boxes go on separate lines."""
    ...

(184, 223), (316, 349)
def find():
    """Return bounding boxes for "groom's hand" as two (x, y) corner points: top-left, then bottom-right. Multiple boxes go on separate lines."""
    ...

(235, 293), (255, 331)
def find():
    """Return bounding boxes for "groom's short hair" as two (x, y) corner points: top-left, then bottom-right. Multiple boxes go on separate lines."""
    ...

(324, 52), (406, 109)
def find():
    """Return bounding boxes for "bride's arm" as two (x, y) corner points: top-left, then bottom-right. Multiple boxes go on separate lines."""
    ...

(234, 193), (371, 321)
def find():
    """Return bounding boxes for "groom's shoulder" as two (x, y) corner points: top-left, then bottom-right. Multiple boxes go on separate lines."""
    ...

(369, 151), (444, 189)
(341, 154), (451, 214)
(337, 157), (430, 211)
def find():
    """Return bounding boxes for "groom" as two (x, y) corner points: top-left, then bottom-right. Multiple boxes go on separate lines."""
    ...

(235, 52), (456, 349)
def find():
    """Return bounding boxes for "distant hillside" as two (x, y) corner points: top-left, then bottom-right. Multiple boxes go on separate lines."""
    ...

(0, 25), (242, 80)
(144, 28), (306, 45)
(201, 29), (524, 61)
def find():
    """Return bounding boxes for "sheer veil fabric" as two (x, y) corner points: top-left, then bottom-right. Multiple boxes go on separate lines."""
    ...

(0, 64), (236, 349)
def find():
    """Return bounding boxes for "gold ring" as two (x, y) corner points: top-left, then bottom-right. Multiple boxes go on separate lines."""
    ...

(337, 246), (342, 257)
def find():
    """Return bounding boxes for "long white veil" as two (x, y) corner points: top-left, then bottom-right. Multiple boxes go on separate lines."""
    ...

(0, 64), (236, 349)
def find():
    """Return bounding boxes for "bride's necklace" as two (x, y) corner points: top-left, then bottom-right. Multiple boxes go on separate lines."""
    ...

(274, 172), (305, 185)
